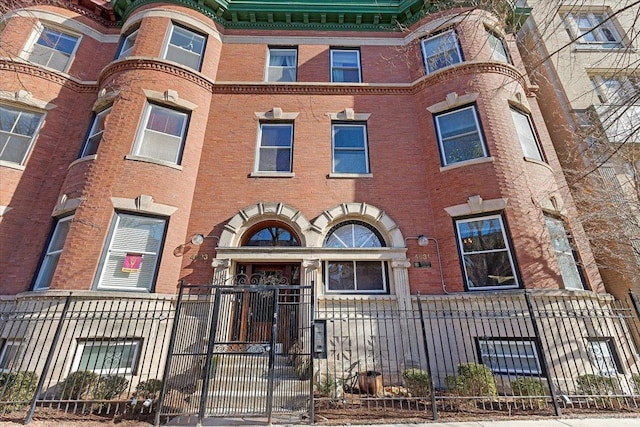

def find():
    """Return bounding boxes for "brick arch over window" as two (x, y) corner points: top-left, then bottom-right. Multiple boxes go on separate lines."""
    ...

(218, 202), (312, 247)
(309, 202), (404, 248)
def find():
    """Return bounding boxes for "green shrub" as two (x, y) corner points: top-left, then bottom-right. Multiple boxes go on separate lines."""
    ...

(402, 368), (431, 397)
(512, 377), (546, 397)
(93, 375), (128, 400)
(631, 374), (640, 394)
(446, 363), (497, 398)
(135, 379), (162, 399)
(511, 377), (546, 408)
(577, 374), (621, 408)
(316, 375), (337, 397)
(60, 370), (99, 400)
(0, 371), (38, 412)
(577, 374), (618, 396)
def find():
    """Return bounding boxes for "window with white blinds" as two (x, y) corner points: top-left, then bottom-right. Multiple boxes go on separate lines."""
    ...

(133, 103), (189, 164)
(95, 213), (166, 292)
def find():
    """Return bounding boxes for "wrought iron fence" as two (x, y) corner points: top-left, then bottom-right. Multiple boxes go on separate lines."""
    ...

(0, 294), (175, 424)
(0, 291), (638, 425)
(314, 291), (640, 423)
(157, 281), (313, 426)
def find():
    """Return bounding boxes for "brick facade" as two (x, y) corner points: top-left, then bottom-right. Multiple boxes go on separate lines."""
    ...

(0, 2), (605, 297)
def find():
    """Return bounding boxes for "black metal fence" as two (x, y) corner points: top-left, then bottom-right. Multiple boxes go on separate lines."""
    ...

(0, 294), (175, 424)
(157, 282), (313, 426)
(314, 291), (640, 423)
(1, 291), (638, 425)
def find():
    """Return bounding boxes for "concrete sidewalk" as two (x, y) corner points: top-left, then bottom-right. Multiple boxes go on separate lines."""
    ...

(169, 416), (640, 426)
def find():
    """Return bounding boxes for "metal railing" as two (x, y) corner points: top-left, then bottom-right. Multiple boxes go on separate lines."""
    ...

(0, 294), (175, 424)
(314, 291), (640, 423)
(0, 290), (638, 424)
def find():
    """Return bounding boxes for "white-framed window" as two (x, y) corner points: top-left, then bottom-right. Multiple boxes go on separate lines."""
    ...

(563, 11), (623, 49)
(544, 215), (584, 290)
(587, 339), (620, 376)
(591, 74), (639, 105)
(478, 339), (542, 375)
(72, 339), (141, 374)
(26, 26), (80, 72)
(456, 215), (518, 290)
(323, 222), (387, 293)
(116, 29), (139, 59)
(421, 29), (462, 74)
(487, 29), (510, 63)
(0, 340), (21, 372)
(255, 123), (293, 172)
(434, 105), (487, 166)
(0, 104), (45, 165)
(162, 23), (206, 71)
(332, 123), (369, 174)
(330, 49), (361, 83)
(34, 215), (73, 290)
(80, 107), (111, 157)
(511, 108), (544, 161)
(133, 103), (189, 165)
(95, 213), (166, 292)
(266, 48), (297, 82)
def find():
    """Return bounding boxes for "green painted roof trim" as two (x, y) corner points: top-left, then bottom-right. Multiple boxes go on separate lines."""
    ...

(111, 0), (529, 31)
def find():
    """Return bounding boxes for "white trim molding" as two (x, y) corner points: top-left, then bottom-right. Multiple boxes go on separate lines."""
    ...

(445, 195), (508, 217)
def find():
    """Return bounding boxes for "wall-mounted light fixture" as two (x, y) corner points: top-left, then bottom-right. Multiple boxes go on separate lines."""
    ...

(405, 235), (448, 294)
(191, 234), (219, 246)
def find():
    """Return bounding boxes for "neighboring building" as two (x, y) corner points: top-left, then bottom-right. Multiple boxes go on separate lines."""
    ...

(1, 0), (638, 421)
(517, 0), (640, 300)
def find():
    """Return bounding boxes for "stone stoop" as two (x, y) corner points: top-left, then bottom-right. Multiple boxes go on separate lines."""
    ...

(203, 354), (310, 415)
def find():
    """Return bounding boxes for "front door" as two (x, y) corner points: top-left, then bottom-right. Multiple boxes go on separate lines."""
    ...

(231, 263), (300, 352)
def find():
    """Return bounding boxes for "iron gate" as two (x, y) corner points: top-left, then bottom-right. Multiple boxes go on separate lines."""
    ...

(156, 275), (313, 425)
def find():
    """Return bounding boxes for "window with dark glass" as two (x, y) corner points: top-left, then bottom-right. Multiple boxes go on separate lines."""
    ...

(81, 107), (110, 157)
(330, 49), (361, 83)
(332, 123), (369, 174)
(34, 215), (73, 290)
(434, 105), (487, 166)
(117, 29), (139, 59)
(455, 215), (518, 290)
(245, 226), (300, 246)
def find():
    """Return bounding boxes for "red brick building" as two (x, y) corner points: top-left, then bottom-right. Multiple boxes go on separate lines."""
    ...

(3, 3), (640, 423)
(0, 0), (603, 299)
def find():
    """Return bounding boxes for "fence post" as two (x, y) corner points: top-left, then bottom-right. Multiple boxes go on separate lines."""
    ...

(155, 283), (186, 427)
(25, 294), (73, 425)
(416, 293), (438, 421)
(197, 286), (223, 426)
(266, 287), (280, 426)
(524, 292), (561, 416)
(630, 290), (640, 318)
(308, 281), (315, 424)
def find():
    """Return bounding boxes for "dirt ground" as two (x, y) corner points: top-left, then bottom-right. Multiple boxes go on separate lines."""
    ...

(1, 405), (639, 426)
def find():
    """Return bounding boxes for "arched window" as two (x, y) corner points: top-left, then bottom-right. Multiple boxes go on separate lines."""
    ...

(243, 224), (300, 247)
(324, 221), (383, 248)
(323, 221), (388, 293)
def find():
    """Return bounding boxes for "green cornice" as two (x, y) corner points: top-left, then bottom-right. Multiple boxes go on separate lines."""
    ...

(111, 0), (530, 32)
